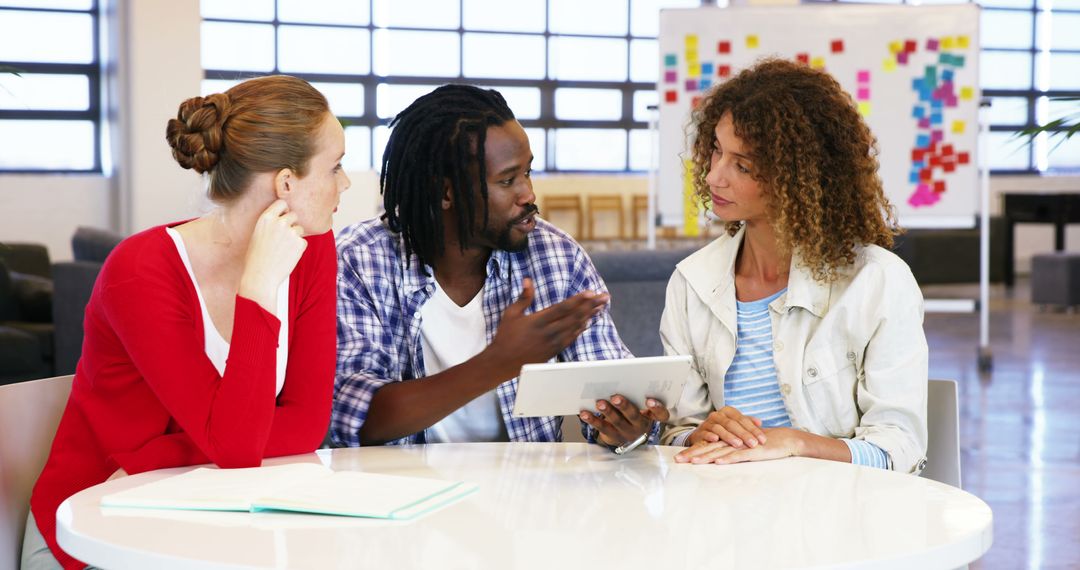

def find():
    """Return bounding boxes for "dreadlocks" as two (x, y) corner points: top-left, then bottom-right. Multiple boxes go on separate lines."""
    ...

(380, 84), (516, 271)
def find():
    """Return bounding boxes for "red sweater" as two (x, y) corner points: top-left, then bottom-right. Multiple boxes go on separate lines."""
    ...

(30, 223), (337, 569)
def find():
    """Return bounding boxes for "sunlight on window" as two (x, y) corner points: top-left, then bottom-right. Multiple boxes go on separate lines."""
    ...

(555, 129), (627, 170)
(0, 120), (94, 170)
(555, 89), (623, 121)
(373, 30), (459, 77)
(0, 10), (92, 63)
(464, 0), (545, 32)
(278, 25), (370, 75)
(464, 33), (546, 80)
(373, 0), (459, 29)
(279, 0), (369, 25)
(201, 22), (275, 71)
(0, 74), (89, 111)
(548, 37), (628, 82)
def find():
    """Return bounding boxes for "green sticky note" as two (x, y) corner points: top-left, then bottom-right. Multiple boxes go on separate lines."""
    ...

(664, 54), (677, 67)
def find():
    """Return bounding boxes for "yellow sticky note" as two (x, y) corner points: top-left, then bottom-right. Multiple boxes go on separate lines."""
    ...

(682, 160), (701, 237)
(889, 40), (903, 54)
(883, 57), (897, 72)
(687, 63), (701, 78)
(942, 36), (956, 50)
(811, 56), (826, 69)
(952, 120), (966, 134)
(685, 50), (699, 63)
(960, 86), (974, 100)
(685, 35), (699, 49)
(858, 101), (872, 117)
(746, 35), (759, 49)
(957, 35), (970, 49)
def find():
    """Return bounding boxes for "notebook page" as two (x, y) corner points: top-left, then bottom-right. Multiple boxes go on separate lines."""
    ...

(251, 471), (470, 519)
(101, 463), (333, 512)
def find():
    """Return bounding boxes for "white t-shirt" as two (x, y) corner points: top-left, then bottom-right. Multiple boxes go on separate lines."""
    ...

(166, 227), (288, 396)
(420, 279), (508, 443)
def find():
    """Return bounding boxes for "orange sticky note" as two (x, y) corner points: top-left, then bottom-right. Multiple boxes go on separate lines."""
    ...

(746, 35), (759, 49)
(858, 101), (871, 117)
(952, 120), (966, 134)
(960, 86), (974, 100)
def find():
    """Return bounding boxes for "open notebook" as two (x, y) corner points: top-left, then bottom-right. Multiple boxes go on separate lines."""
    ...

(100, 463), (477, 520)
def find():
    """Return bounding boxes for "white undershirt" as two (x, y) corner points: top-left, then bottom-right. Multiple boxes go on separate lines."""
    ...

(420, 279), (508, 443)
(166, 227), (288, 396)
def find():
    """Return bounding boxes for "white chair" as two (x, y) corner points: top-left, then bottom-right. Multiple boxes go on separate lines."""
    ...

(0, 374), (74, 568)
(922, 379), (962, 488)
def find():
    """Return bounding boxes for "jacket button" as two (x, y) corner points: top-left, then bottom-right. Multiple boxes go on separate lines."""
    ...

(807, 367), (818, 378)
(781, 383), (792, 395)
(847, 351), (856, 361)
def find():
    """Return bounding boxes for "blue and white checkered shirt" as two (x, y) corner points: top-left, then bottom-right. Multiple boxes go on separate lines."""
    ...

(332, 217), (633, 447)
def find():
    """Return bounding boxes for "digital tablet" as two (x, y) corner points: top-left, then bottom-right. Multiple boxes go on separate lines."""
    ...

(511, 355), (693, 418)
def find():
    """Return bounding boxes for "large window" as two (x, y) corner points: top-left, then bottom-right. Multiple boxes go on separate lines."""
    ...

(0, 0), (101, 172)
(200, 0), (701, 172)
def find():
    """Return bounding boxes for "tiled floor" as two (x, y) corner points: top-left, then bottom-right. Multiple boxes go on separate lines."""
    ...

(922, 280), (1080, 569)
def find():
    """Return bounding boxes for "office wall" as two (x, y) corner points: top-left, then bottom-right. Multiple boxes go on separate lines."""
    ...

(0, 0), (1076, 270)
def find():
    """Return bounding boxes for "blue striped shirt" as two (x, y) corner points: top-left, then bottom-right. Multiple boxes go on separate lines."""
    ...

(332, 217), (633, 447)
(679, 288), (889, 469)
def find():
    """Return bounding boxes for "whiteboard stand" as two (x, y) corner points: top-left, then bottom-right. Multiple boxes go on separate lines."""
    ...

(977, 98), (993, 373)
(647, 104), (659, 250)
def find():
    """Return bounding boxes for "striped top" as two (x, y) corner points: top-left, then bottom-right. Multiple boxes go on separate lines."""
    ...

(678, 287), (890, 469)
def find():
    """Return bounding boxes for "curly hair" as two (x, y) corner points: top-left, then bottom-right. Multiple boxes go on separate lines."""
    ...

(689, 58), (900, 281)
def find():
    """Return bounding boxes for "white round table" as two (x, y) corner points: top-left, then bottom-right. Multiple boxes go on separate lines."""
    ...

(57, 443), (992, 569)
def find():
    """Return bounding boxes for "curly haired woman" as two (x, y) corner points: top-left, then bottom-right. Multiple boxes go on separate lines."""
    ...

(661, 58), (928, 473)
(24, 75), (349, 569)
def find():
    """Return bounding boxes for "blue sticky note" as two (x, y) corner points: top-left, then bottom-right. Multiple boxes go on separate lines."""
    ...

(913, 106), (926, 119)
(931, 98), (944, 109)
(916, 134), (930, 147)
(664, 54), (677, 67)
(931, 112), (943, 125)
(909, 170), (921, 184)
(914, 160), (926, 169)
(912, 78), (923, 91)
(702, 62), (714, 75)
(942, 69), (954, 81)
(699, 78), (713, 90)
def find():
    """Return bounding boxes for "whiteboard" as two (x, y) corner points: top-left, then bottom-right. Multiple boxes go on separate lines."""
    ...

(657, 4), (980, 229)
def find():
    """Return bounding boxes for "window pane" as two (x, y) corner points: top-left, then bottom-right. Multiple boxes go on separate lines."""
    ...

(554, 129), (627, 170)
(374, 125), (391, 170)
(373, 0), (459, 29)
(202, 78), (244, 95)
(376, 83), (435, 119)
(464, 33), (545, 80)
(630, 39), (658, 83)
(483, 86), (542, 119)
(201, 22), (275, 71)
(279, 25), (370, 75)
(0, 73), (88, 111)
(550, 0), (628, 36)
(0, 10), (92, 63)
(549, 37), (628, 81)
(629, 128), (654, 170)
(0, 120), (94, 170)
(279, 0), (370, 25)
(312, 82), (365, 117)
(1048, 53), (1080, 90)
(200, 0), (274, 21)
(630, 0), (701, 37)
(1051, 0), (1080, 8)
(987, 131), (1030, 170)
(0, 0), (91, 8)
(343, 126), (372, 171)
(981, 10), (1033, 49)
(987, 96), (1029, 126)
(978, 0), (1035, 8)
(1050, 13), (1080, 50)
(555, 88), (623, 120)
(1046, 133), (1080, 169)
(633, 90), (659, 122)
(980, 51), (1032, 89)
(464, 0), (545, 32)
(373, 30), (459, 77)
(525, 128), (546, 172)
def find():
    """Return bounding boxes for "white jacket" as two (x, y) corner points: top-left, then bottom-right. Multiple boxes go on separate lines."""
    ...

(660, 228), (929, 474)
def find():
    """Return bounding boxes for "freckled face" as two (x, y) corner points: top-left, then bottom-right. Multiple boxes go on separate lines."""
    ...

(286, 112), (350, 235)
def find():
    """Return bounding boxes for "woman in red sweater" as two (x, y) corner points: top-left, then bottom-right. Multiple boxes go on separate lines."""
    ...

(24, 75), (350, 569)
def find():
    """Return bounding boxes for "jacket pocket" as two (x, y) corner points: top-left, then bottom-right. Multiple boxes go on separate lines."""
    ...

(801, 344), (859, 437)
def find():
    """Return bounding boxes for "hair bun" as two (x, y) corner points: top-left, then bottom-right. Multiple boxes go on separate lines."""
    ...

(165, 93), (231, 173)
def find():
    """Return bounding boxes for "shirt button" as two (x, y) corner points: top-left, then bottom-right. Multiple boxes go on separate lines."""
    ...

(807, 367), (818, 378)
(774, 341), (784, 351)
(780, 383), (792, 395)
(846, 351), (856, 361)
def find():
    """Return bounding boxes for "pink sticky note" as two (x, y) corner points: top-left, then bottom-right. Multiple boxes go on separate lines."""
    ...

(927, 38), (940, 52)
(664, 70), (677, 83)
(857, 70), (871, 84)
(857, 87), (870, 100)
(897, 51), (909, 65)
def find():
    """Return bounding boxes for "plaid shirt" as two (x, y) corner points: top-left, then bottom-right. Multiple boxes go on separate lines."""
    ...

(332, 217), (633, 447)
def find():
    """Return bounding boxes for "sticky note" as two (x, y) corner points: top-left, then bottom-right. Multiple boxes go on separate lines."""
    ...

(701, 62), (714, 76)
(685, 35), (699, 49)
(930, 155), (942, 167)
(916, 133), (930, 147)
(919, 118), (931, 129)
(797, 53), (809, 65)
(700, 78), (713, 90)
(718, 40), (731, 54)
(665, 90), (677, 103)
(746, 35), (759, 49)
(913, 106), (926, 119)
(682, 160), (700, 237)
(943, 144), (954, 156)
(926, 38), (939, 52)
(857, 70), (871, 84)
(959, 86), (975, 101)
(664, 54), (677, 67)
(942, 36), (956, 50)
(958, 35), (970, 49)
(910, 171), (921, 184)
(688, 63), (701, 77)
(931, 130), (944, 143)
(905, 39), (917, 53)
(920, 168), (932, 182)
(934, 181), (946, 193)
(897, 51), (909, 65)
(912, 148), (926, 161)
(691, 96), (702, 109)
(944, 162), (956, 173)
(889, 40), (903, 54)
(831, 39), (844, 53)
(958, 152), (970, 165)
(718, 64), (731, 78)
(685, 79), (699, 91)
(858, 101), (871, 116)
(857, 87), (870, 100)
(664, 70), (677, 83)
(931, 112), (943, 125)
(883, 58), (897, 72)
(811, 56), (825, 69)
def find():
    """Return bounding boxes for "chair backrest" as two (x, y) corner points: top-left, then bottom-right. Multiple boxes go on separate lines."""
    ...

(922, 379), (961, 488)
(0, 374), (73, 568)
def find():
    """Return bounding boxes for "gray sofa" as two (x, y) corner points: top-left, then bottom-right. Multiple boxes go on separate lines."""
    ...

(0, 243), (55, 384)
(590, 247), (698, 357)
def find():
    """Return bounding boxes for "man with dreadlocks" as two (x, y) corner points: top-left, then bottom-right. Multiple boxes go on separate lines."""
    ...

(332, 84), (669, 449)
